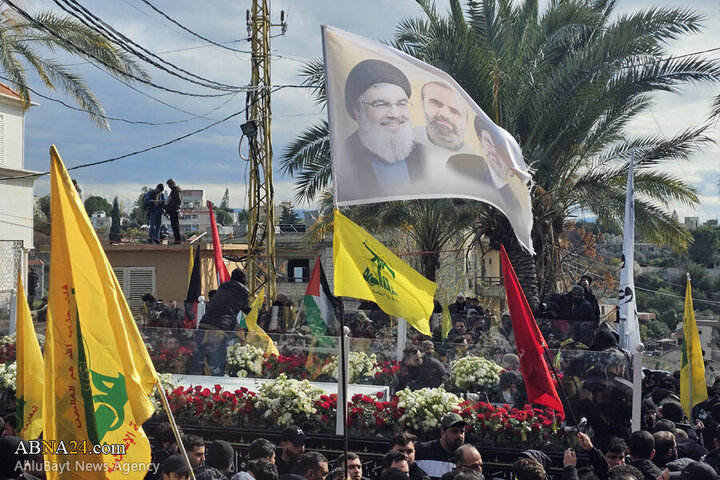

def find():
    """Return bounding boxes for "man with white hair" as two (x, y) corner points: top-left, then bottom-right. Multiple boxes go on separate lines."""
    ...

(340, 59), (426, 200)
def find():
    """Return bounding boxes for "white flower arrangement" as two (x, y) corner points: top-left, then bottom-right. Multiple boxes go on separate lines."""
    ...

(450, 355), (504, 391)
(320, 351), (381, 383)
(0, 361), (17, 393)
(226, 343), (265, 378)
(255, 374), (325, 427)
(0, 332), (44, 350)
(396, 387), (461, 431)
(151, 373), (181, 414)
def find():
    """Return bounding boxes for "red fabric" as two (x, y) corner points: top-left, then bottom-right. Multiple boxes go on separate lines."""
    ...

(500, 245), (564, 414)
(208, 201), (230, 284)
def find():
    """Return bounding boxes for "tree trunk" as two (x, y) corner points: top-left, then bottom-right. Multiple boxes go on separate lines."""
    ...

(422, 251), (440, 282)
(504, 241), (540, 310)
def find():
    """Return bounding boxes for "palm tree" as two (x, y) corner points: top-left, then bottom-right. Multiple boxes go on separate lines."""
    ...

(282, 0), (720, 306)
(0, 6), (147, 129)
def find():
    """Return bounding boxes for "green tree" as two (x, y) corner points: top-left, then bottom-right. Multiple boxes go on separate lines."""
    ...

(219, 188), (230, 211)
(688, 226), (720, 268)
(354, 200), (474, 281)
(213, 205), (233, 226)
(127, 187), (150, 227)
(38, 194), (51, 219)
(0, 6), (147, 128)
(282, 0), (719, 305)
(84, 195), (111, 216)
(279, 204), (301, 225)
(109, 196), (121, 242)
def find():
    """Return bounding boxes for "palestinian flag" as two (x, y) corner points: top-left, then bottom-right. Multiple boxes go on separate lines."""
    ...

(303, 256), (337, 335)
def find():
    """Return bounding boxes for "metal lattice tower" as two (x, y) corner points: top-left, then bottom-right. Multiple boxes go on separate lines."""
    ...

(243, 0), (285, 304)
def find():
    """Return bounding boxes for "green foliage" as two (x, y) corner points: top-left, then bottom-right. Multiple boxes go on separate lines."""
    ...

(84, 195), (112, 217)
(109, 196), (121, 242)
(688, 226), (720, 268)
(281, 0), (720, 299)
(279, 205), (301, 225)
(213, 206), (233, 226)
(0, 8), (149, 129)
(38, 194), (51, 219)
(129, 187), (150, 226)
(220, 188), (230, 211)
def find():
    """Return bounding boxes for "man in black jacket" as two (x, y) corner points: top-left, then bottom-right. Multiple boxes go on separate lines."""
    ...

(165, 178), (183, 244)
(190, 268), (250, 375)
(628, 431), (662, 480)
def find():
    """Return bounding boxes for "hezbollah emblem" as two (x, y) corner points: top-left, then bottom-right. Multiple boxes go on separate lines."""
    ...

(362, 242), (397, 296)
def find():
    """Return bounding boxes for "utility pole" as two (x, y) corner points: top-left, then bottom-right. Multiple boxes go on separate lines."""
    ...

(242, 0), (286, 305)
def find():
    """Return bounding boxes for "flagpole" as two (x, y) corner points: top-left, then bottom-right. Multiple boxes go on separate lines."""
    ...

(337, 297), (349, 480)
(542, 348), (579, 428)
(687, 273), (692, 419)
(156, 378), (197, 480)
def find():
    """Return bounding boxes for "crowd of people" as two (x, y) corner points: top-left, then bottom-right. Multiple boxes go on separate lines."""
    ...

(140, 400), (720, 480)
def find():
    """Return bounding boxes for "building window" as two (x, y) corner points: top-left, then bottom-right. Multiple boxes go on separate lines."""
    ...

(287, 259), (310, 282)
(112, 266), (156, 316)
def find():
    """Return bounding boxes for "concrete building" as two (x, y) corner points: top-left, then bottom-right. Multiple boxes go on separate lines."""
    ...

(104, 243), (249, 317)
(0, 82), (36, 327)
(684, 216), (700, 230)
(89, 210), (112, 230)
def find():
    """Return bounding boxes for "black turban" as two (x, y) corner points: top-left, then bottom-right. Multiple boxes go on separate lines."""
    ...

(344, 59), (411, 120)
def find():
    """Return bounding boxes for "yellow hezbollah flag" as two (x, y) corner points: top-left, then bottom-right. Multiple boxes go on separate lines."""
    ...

(680, 274), (707, 419)
(188, 244), (194, 286)
(45, 146), (158, 479)
(441, 302), (452, 341)
(245, 288), (279, 356)
(333, 210), (436, 335)
(16, 268), (44, 440)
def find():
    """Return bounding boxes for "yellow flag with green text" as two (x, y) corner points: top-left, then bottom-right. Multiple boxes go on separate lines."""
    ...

(45, 146), (158, 479)
(245, 288), (278, 356)
(441, 303), (452, 341)
(680, 274), (707, 419)
(16, 268), (44, 440)
(333, 210), (436, 335)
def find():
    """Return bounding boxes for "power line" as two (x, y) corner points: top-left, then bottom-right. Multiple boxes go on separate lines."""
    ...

(4, 0), (237, 98)
(0, 87), (279, 181)
(0, 108), (245, 181)
(138, 0), (251, 54)
(0, 74), (234, 126)
(53, 0), (247, 92)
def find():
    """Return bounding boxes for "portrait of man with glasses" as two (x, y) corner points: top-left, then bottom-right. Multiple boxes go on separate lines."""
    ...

(338, 58), (428, 201)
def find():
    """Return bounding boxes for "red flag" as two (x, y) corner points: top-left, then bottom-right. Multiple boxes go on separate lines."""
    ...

(500, 245), (564, 414)
(208, 201), (230, 283)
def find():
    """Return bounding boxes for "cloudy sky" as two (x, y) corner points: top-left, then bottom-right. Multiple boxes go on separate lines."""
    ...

(20, 0), (720, 221)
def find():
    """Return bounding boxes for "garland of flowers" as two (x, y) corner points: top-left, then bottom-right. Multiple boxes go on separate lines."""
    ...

(396, 387), (462, 431)
(0, 335), (16, 365)
(226, 343), (266, 377)
(449, 355), (504, 391)
(319, 352), (381, 383)
(254, 374), (326, 428)
(0, 361), (17, 393)
(458, 401), (565, 450)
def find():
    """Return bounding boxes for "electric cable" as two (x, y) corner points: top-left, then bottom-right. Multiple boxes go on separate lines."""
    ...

(53, 0), (247, 92)
(0, 88), (278, 181)
(0, 74), (236, 126)
(138, 0), (252, 54)
(4, 0), (237, 98)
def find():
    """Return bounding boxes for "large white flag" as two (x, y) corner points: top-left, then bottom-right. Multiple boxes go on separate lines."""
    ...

(619, 156), (640, 350)
(322, 25), (534, 253)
